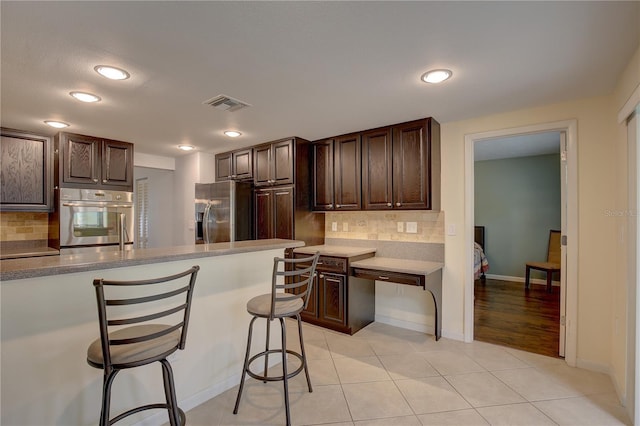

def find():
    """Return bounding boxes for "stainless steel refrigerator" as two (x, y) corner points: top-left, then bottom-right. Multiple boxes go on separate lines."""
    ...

(195, 181), (253, 244)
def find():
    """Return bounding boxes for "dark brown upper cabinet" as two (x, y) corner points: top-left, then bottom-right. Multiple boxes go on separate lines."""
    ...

(215, 148), (253, 181)
(55, 132), (134, 191)
(253, 138), (294, 187)
(0, 128), (53, 211)
(362, 118), (440, 210)
(312, 133), (361, 211)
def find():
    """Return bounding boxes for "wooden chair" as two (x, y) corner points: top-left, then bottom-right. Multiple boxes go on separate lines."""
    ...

(525, 230), (561, 293)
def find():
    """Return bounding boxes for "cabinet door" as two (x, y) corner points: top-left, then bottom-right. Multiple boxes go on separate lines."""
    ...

(254, 189), (273, 239)
(392, 120), (430, 209)
(215, 152), (232, 181)
(102, 140), (133, 188)
(299, 270), (318, 319)
(273, 187), (294, 239)
(312, 139), (334, 210)
(334, 133), (361, 210)
(0, 129), (52, 211)
(232, 148), (253, 180)
(361, 127), (393, 209)
(272, 139), (294, 185)
(63, 133), (100, 185)
(318, 272), (346, 326)
(253, 143), (272, 187)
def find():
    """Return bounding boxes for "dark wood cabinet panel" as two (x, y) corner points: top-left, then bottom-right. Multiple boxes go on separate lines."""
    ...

(319, 273), (346, 326)
(63, 134), (100, 185)
(293, 252), (374, 335)
(232, 148), (253, 180)
(56, 132), (133, 191)
(215, 148), (253, 181)
(102, 139), (133, 187)
(215, 152), (232, 181)
(273, 187), (294, 239)
(254, 139), (294, 187)
(361, 127), (393, 209)
(334, 134), (361, 210)
(0, 128), (52, 211)
(392, 120), (430, 209)
(311, 140), (334, 210)
(312, 134), (361, 211)
(254, 189), (273, 240)
(254, 186), (294, 240)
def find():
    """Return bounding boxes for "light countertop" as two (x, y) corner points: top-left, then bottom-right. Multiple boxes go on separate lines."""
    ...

(350, 257), (444, 276)
(293, 244), (376, 257)
(1, 239), (304, 281)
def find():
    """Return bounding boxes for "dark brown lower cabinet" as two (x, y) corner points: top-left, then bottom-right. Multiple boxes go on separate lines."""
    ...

(254, 186), (294, 239)
(294, 253), (375, 335)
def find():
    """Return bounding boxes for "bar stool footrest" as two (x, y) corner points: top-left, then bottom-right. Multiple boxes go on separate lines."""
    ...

(246, 349), (305, 382)
(110, 403), (185, 426)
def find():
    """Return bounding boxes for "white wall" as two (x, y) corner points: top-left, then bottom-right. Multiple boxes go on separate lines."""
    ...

(0, 249), (285, 425)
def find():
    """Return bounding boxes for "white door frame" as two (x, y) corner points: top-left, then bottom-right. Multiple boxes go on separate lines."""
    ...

(464, 119), (578, 367)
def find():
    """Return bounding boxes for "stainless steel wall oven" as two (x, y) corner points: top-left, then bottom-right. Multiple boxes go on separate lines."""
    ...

(58, 188), (134, 249)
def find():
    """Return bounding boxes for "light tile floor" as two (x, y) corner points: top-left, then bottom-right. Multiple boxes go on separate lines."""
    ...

(182, 321), (631, 426)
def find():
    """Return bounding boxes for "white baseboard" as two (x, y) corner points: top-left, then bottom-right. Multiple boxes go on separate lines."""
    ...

(485, 274), (560, 286)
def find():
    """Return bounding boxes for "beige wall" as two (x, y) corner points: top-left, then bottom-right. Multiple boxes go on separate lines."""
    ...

(611, 44), (640, 401)
(440, 42), (639, 394)
(441, 96), (618, 365)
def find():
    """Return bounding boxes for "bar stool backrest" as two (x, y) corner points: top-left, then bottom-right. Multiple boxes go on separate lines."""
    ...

(270, 252), (320, 320)
(92, 265), (200, 372)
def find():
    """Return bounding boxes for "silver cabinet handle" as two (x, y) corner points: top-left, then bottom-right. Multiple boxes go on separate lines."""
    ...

(103, 179), (107, 183)
(336, 204), (341, 208)
(328, 204), (333, 209)
(396, 202), (402, 207)
(93, 178), (98, 183)
(387, 202), (392, 207)
(378, 276), (390, 280)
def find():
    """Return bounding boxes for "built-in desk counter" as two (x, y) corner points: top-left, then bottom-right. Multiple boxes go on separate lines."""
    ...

(350, 257), (444, 340)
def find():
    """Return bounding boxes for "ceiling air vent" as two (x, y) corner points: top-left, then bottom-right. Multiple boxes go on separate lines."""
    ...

(202, 94), (251, 112)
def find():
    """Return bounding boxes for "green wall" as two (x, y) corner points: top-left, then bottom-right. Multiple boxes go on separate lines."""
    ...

(474, 154), (561, 279)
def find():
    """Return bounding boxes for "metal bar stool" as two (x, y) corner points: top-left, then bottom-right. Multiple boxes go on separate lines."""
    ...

(87, 265), (200, 426)
(233, 252), (320, 426)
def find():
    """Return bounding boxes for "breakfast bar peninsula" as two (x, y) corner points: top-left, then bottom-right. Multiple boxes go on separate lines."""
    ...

(1, 239), (303, 426)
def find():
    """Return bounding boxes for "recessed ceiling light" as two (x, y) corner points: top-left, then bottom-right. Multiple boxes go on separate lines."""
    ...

(44, 120), (70, 129)
(94, 65), (130, 80)
(178, 144), (195, 151)
(224, 130), (242, 138)
(421, 69), (453, 84)
(69, 91), (101, 103)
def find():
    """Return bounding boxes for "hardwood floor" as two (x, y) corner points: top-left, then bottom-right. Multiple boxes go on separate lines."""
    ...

(474, 278), (561, 358)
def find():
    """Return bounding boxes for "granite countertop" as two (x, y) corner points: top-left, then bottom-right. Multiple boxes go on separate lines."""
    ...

(1, 239), (304, 281)
(350, 257), (444, 276)
(293, 244), (377, 257)
(0, 246), (60, 260)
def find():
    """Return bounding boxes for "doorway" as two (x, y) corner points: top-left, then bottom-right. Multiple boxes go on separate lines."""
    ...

(473, 133), (562, 357)
(464, 120), (578, 366)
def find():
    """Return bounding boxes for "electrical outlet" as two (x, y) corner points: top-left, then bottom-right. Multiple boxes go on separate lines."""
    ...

(447, 224), (457, 236)
(342, 222), (349, 232)
(406, 222), (417, 233)
(331, 222), (338, 232)
(397, 222), (404, 232)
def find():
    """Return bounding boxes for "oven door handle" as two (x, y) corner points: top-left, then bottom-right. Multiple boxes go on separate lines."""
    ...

(62, 203), (133, 208)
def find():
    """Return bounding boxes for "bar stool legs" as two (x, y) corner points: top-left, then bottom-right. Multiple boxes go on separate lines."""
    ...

(233, 315), (312, 426)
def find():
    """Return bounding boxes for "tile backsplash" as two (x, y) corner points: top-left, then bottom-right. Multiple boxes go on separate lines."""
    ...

(325, 210), (444, 243)
(0, 212), (49, 242)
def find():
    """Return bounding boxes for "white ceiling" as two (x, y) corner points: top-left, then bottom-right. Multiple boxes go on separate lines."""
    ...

(1, 1), (638, 159)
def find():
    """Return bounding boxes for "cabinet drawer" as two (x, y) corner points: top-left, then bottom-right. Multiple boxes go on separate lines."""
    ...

(294, 254), (347, 274)
(351, 268), (425, 287)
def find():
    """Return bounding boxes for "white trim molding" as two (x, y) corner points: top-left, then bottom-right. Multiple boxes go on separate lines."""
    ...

(464, 120), (578, 368)
(618, 83), (640, 124)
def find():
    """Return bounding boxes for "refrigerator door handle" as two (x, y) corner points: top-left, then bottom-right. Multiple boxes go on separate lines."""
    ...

(203, 202), (212, 243)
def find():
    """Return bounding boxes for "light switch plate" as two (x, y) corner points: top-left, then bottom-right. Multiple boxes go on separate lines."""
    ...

(331, 222), (338, 232)
(342, 222), (349, 232)
(406, 222), (418, 233)
(397, 222), (404, 232)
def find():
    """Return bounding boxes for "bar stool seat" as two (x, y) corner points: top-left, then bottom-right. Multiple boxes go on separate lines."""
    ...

(233, 252), (320, 426)
(87, 266), (199, 426)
